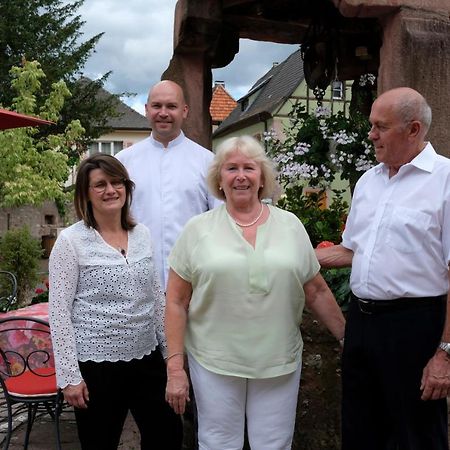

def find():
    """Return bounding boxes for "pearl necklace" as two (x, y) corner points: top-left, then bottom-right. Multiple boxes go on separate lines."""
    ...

(229, 203), (264, 228)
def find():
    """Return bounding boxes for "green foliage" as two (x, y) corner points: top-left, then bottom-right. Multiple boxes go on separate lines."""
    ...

(0, 0), (125, 141)
(278, 185), (348, 248)
(0, 227), (42, 307)
(31, 290), (49, 304)
(265, 77), (377, 312)
(31, 276), (49, 305)
(31, 286), (49, 305)
(266, 76), (377, 193)
(0, 271), (18, 312)
(321, 268), (351, 311)
(0, 60), (85, 207)
(63, 76), (127, 146)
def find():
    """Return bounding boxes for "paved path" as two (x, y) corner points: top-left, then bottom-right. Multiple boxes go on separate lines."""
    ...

(0, 401), (141, 449)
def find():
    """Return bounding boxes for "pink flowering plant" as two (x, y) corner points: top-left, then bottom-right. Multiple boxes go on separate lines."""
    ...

(263, 74), (378, 310)
(31, 278), (49, 304)
(265, 75), (377, 193)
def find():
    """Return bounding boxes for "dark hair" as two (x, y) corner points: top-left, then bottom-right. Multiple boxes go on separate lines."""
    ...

(74, 154), (136, 230)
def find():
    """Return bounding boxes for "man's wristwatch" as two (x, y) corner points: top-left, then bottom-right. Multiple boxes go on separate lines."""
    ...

(438, 342), (450, 356)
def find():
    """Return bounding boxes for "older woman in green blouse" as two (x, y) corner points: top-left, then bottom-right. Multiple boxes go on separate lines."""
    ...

(165, 135), (345, 450)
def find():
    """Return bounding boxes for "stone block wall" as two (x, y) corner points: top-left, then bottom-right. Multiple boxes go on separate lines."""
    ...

(0, 201), (77, 257)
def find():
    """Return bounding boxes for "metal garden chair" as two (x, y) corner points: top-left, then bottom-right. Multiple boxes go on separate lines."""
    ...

(0, 316), (63, 449)
(0, 272), (17, 313)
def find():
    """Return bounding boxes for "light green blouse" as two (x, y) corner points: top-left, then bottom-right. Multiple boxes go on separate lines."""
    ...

(168, 204), (320, 378)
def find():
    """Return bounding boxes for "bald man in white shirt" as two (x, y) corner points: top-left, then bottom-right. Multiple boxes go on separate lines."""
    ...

(116, 80), (219, 289)
(317, 87), (450, 450)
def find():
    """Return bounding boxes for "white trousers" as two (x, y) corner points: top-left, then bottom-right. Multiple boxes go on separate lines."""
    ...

(188, 354), (302, 450)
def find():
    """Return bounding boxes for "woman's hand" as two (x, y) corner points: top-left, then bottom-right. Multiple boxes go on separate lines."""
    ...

(166, 367), (190, 415)
(62, 381), (89, 409)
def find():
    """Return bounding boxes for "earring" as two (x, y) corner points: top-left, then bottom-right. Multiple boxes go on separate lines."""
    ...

(260, 184), (264, 188)
(219, 186), (223, 190)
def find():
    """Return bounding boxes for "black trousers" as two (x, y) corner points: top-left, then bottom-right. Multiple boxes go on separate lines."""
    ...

(74, 350), (183, 450)
(342, 295), (449, 450)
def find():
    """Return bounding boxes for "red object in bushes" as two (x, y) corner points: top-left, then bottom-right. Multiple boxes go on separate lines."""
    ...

(316, 241), (335, 249)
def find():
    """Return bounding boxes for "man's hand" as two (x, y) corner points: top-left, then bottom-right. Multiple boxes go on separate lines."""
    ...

(420, 351), (450, 400)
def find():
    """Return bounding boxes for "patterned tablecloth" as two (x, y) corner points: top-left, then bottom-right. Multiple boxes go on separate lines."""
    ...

(0, 302), (49, 321)
(0, 303), (53, 373)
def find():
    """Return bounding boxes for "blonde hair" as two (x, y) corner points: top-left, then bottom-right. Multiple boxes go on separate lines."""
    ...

(207, 135), (281, 203)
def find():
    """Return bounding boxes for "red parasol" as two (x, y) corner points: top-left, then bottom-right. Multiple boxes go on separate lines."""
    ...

(0, 108), (54, 130)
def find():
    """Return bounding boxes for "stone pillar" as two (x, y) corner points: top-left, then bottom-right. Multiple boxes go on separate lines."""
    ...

(163, 53), (213, 149)
(162, 0), (238, 150)
(378, 8), (450, 156)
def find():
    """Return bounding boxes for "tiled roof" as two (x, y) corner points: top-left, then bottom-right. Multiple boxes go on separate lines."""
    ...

(78, 77), (150, 131)
(214, 48), (304, 137)
(104, 96), (150, 130)
(210, 84), (237, 123)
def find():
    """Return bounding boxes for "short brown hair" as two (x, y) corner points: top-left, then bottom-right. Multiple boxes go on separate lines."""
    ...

(74, 154), (136, 230)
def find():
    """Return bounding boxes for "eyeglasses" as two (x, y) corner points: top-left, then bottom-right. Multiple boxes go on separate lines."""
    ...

(89, 179), (126, 194)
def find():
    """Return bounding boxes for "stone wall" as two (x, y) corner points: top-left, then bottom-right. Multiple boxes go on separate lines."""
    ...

(0, 201), (76, 257)
(377, 8), (450, 156)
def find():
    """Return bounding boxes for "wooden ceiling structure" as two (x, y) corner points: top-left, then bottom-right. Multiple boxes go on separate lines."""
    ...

(163, 0), (450, 154)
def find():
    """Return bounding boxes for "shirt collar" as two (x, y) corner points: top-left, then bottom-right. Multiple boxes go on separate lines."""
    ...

(149, 130), (185, 149)
(374, 142), (436, 175)
(408, 142), (436, 173)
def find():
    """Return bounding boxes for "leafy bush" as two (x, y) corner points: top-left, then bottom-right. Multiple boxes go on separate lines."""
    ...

(0, 227), (42, 307)
(277, 185), (348, 248)
(31, 277), (49, 304)
(265, 75), (376, 194)
(264, 77), (378, 311)
(322, 267), (351, 311)
(278, 187), (351, 311)
(31, 278), (49, 305)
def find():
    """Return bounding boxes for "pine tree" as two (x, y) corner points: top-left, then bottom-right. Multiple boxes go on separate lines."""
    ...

(0, 0), (122, 141)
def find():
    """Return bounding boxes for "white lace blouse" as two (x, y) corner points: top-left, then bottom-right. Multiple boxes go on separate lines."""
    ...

(49, 221), (167, 389)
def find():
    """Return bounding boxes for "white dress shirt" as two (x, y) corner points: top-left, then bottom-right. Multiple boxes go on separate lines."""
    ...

(342, 143), (450, 300)
(116, 132), (219, 288)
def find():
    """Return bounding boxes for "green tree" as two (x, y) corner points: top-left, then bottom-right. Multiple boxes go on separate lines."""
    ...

(0, 227), (43, 307)
(0, 60), (85, 207)
(0, 0), (122, 140)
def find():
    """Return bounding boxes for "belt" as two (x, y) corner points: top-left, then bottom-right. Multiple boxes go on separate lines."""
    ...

(351, 292), (446, 315)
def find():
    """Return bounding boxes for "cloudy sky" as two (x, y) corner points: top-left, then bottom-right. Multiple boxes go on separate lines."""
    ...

(77, 0), (298, 115)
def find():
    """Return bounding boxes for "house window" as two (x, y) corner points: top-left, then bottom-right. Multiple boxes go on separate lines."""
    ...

(89, 142), (101, 155)
(332, 81), (344, 100)
(88, 141), (124, 156)
(113, 142), (124, 155)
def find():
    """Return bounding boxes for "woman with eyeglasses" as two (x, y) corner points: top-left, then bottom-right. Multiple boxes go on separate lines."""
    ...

(49, 154), (182, 450)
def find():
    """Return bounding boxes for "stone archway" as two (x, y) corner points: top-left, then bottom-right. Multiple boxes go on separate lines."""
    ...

(163, 0), (450, 155)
